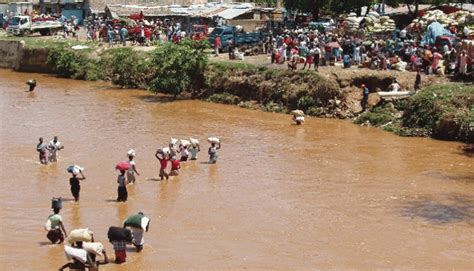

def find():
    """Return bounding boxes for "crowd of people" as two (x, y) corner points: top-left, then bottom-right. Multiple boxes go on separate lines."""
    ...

(265, 26), (471, 77)
(84, 17), (192, 47)
(38, 126), (222, 268)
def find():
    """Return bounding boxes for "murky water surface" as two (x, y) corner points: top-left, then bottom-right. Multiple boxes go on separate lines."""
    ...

(0, 69), (472, 270)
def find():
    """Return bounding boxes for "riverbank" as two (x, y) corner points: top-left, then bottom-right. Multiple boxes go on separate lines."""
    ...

(1, 37), (472, 142)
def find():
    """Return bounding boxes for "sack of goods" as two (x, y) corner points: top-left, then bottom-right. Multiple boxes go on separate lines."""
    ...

(127, 149), (136, 157)
(82, 242), (104, 256)
(159, 147), (170, 156)
(296, 116), (305, 122)
(169, 138), (178, 146)
(68, 228), (93, 244)
(291, 110), (305, 116)
(107, 226), (133, 242)
(189, 137), (199, 147)
(67, 165), (84, 175)
(180, 139), (191, 147)
(44, 219), (52, 231)
(123, 214), (151, 231)
(64, 246), (88, 264)
(207, 137), (220, 144)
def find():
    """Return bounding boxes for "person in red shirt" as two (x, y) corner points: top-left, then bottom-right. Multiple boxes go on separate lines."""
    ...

(170, 156), (181, 176)
(155, 150), (169, 181)
(214, 35), (221, 57)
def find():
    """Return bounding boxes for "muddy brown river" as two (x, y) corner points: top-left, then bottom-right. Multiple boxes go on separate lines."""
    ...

(0, 69), (473, 270)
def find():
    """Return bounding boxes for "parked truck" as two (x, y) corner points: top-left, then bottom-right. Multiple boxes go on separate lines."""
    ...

(208, 25), (267, 51)
(7, 15), (63, 36)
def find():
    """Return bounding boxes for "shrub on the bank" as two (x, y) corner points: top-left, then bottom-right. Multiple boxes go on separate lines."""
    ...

(402, 84), (474, 142)
(47, 46), (86, 78)
(101, 48), (151, 88)
(203, 64), (344, 113)
(354, 103), (397, 126)
(148, 39), (209, 97)
(47, 46), (102, 80)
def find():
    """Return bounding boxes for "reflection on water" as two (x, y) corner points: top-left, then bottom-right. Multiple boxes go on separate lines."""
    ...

(0, 69), (473, 270)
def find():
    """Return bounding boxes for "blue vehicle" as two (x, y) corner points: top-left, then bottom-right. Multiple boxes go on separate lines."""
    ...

(208, 25), (266, 50)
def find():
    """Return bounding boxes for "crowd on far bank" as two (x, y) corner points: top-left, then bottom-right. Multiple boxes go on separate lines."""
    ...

(260, 26), (471, 78)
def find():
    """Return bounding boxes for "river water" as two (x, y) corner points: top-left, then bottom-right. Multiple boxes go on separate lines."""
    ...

(0, 69), (472, 270)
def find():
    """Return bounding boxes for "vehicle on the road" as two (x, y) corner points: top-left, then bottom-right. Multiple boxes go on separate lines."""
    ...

(7, 15), (63, 36)
(208, 25), (267, 50)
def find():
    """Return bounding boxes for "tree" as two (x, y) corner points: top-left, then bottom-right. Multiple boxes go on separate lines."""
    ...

(149, 39), (209, 98)
(328, 0), (375, 16)
(283, 0), (329, 20)
(385, 0), (451, 18)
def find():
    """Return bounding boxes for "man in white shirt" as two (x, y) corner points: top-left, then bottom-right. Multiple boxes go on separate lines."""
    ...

(48, 136), (64, 163)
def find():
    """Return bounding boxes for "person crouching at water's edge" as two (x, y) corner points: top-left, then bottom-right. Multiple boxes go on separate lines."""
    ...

(46, 208), (67, 244)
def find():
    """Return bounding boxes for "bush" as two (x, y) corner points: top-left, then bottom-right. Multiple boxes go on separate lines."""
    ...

(149, 39), (209, 97)
(297, 95), (316, 111)
(47, 46), (104, 81)
(402, 83), (474, 142)
(101, 48), (151, 88)
(354, 103), (397, 126)
(47, 46), (87, 79)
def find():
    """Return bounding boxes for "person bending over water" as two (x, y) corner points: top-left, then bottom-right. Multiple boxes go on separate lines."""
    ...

(26, 79), (36, 92)
(46, 208), (68, 244)
(208, 142), (221, 164)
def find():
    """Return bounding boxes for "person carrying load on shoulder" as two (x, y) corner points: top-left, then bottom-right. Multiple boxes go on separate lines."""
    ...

(155, 149), (170, 180)
(123, 212), (150, 253)
(189, 138), (200, 160)
(67, 166), (85, 202)
(107, 226), (133, 264)
(291, 110), (305, 125)
(207, 137), (221, 164)
(83, 242), (109, 271)
(126, 149), (140, 183)
(60, 229), (95, 270)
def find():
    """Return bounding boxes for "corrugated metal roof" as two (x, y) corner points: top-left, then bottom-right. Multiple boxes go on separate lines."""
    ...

(216, 7), (252, 20)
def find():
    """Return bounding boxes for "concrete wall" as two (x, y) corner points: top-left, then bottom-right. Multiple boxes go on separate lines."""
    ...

(17, 47), (53, 73)
(0, 40), (24, 69)
(0, 40), (53, 72)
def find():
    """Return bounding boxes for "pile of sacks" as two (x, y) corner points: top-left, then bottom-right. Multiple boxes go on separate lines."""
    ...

(408, 9), (474, 32)
(345, 13), (364, 32)
(345, 11), (396, 33)
(365, 12), (396, 33)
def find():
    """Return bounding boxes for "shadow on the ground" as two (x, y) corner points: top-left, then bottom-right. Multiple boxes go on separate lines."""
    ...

(400, 193), (474, 224)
